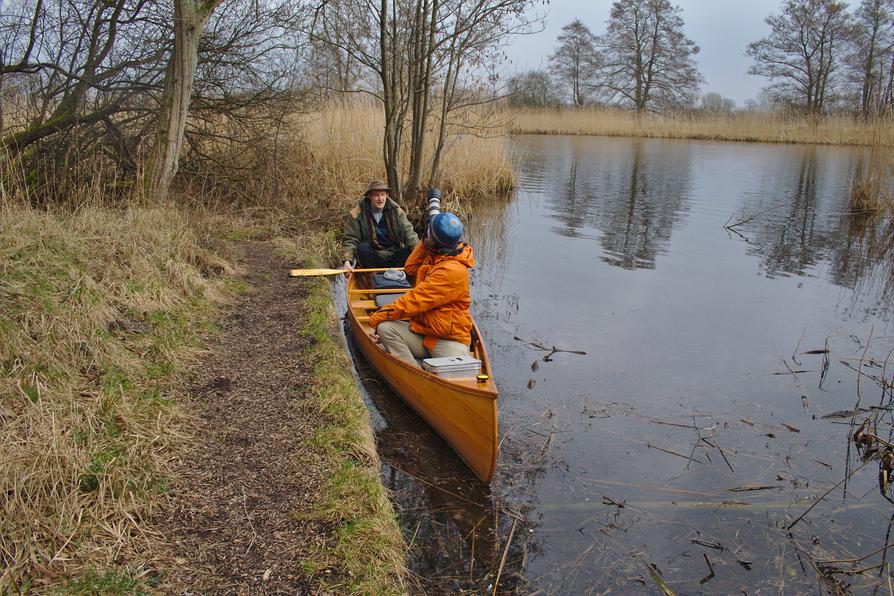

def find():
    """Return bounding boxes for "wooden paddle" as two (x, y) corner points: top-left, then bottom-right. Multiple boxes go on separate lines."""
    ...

(288, 266), (404, 277)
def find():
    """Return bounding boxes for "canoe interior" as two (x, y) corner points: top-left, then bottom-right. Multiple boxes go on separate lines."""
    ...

(346, 273), (498, 483)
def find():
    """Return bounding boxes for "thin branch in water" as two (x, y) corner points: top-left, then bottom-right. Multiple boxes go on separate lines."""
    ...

(724, 203), (786, 229)
(646, 442), (705, 465)
(491, 517), (518, 596)
(699, 553), (716, 585)
(787, 460), (870, 530)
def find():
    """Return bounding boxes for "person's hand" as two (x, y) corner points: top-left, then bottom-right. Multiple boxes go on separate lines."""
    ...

(368, 331), (381, 344)
(342, 260), (354, 276)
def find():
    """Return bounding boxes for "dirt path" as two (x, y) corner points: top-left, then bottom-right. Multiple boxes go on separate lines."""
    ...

(155, 241), (327, 593)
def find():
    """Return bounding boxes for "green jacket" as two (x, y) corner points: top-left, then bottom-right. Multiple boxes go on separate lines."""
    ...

(341, 197), (419, 262)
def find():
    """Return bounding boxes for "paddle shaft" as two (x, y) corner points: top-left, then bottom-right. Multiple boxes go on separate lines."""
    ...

(288, 266), (404, 277)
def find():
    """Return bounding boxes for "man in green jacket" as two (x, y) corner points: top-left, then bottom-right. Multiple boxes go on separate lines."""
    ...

(342, 181), (419, 271)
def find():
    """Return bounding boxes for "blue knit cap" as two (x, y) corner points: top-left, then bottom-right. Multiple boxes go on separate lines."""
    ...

(428, 212), (463, 249)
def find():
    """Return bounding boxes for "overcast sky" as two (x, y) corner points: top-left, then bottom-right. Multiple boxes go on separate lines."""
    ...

(505, 0), (786, 105)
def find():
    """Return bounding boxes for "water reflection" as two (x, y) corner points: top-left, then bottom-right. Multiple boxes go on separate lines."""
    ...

(831, 214), (894, 323)
(519, 137), (694, 269)
(725, 144), (894, 321)
(595, 140), (692, 270)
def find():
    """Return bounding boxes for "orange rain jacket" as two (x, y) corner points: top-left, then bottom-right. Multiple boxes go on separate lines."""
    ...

(368, 241), (475, 350)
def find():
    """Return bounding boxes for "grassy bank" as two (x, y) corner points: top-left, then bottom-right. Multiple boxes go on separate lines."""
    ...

(505, 106), (894, 147)
(274, 235), (406, 594)
(0, 204), (232, 591)
(0, 203), (405, 592)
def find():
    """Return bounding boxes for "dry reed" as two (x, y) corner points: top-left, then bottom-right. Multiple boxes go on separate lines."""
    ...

(0, 201), (232, 591)
(505, 106), (894, 147)
(284, 102), (514, 216)
(850, 146), (894, 217)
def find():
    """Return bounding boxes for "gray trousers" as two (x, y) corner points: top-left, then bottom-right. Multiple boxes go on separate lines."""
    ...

(377, 320), (469, 367)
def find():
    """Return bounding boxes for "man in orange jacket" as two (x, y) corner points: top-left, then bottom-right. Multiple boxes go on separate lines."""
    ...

(367, 212), (473, 366)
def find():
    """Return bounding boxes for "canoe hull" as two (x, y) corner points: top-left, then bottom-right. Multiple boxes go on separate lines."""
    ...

(346, 279), (498, 483)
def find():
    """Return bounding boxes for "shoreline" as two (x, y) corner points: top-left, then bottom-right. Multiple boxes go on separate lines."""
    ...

(503, 107), (894, 147)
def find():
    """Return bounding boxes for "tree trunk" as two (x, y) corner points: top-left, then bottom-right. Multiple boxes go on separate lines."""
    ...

(861, 22), (879, 118)
(428, 36), (459, 187)
(147, 0), (222, 202)
(407, 0), (438, 195)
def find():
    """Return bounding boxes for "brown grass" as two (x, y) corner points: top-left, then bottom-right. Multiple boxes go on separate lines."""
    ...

(504, 106), (894, 147)
(0, 201), (232, 591)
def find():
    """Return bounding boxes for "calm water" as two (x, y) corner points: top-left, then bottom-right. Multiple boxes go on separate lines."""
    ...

(342, 135), (894, 594)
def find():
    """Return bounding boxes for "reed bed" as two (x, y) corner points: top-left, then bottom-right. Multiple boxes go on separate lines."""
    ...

(0, 200), (232, 591)
(850, 145), (894, 217)
(505, 106), (894, 147)
(286, 102), (514, 216)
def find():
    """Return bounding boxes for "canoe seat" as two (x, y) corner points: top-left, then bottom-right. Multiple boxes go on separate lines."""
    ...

(350, 300), (378, 310)
(375, 292), (405, 307)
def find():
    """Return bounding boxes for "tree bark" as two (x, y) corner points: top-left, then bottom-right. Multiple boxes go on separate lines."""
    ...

(407, 0), (437, 194)
(147, 0), (222, 202)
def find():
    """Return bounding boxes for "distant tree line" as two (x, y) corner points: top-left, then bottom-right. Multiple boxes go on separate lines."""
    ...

(511, 0), (894, 118)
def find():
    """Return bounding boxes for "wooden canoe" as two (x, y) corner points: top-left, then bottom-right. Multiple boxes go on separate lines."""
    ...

(345, 273), (499, 483)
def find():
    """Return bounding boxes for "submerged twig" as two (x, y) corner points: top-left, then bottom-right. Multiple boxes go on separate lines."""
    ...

(491, 517), (518, 596)
(644, 561), (676, 596)
(699, 553), (716, 585)
(701, 437), (735, 473)
(724, 203), (786, 230)
(819, 338), (831, 389)
(647, 442), (705, 465)
(512, 335), (587, 361)
(787, 460), (870, 530)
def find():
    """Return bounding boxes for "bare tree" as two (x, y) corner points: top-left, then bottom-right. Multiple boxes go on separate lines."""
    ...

(1, 0), (306, 202)
(594, 0), (703, 112)
(549, 19), (600, 106)
(849, 0), (894, 117)
(424, 0), (542, 191)
(313, 0), (542, 199)
(701, 91), (736, 112)
(508, 70), (562, 107)
(0, 0), (166, 158)
(746, 0), (855, 115)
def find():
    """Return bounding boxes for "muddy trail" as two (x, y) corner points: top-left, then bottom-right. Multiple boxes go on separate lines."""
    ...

(154, 241), (327, 593)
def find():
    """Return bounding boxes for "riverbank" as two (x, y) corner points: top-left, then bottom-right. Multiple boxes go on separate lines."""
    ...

(505, 106), (894, 147)
(0, 205), (405, 592)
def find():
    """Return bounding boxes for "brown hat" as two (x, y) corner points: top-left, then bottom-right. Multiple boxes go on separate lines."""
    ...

(364, 180), (391, 196)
